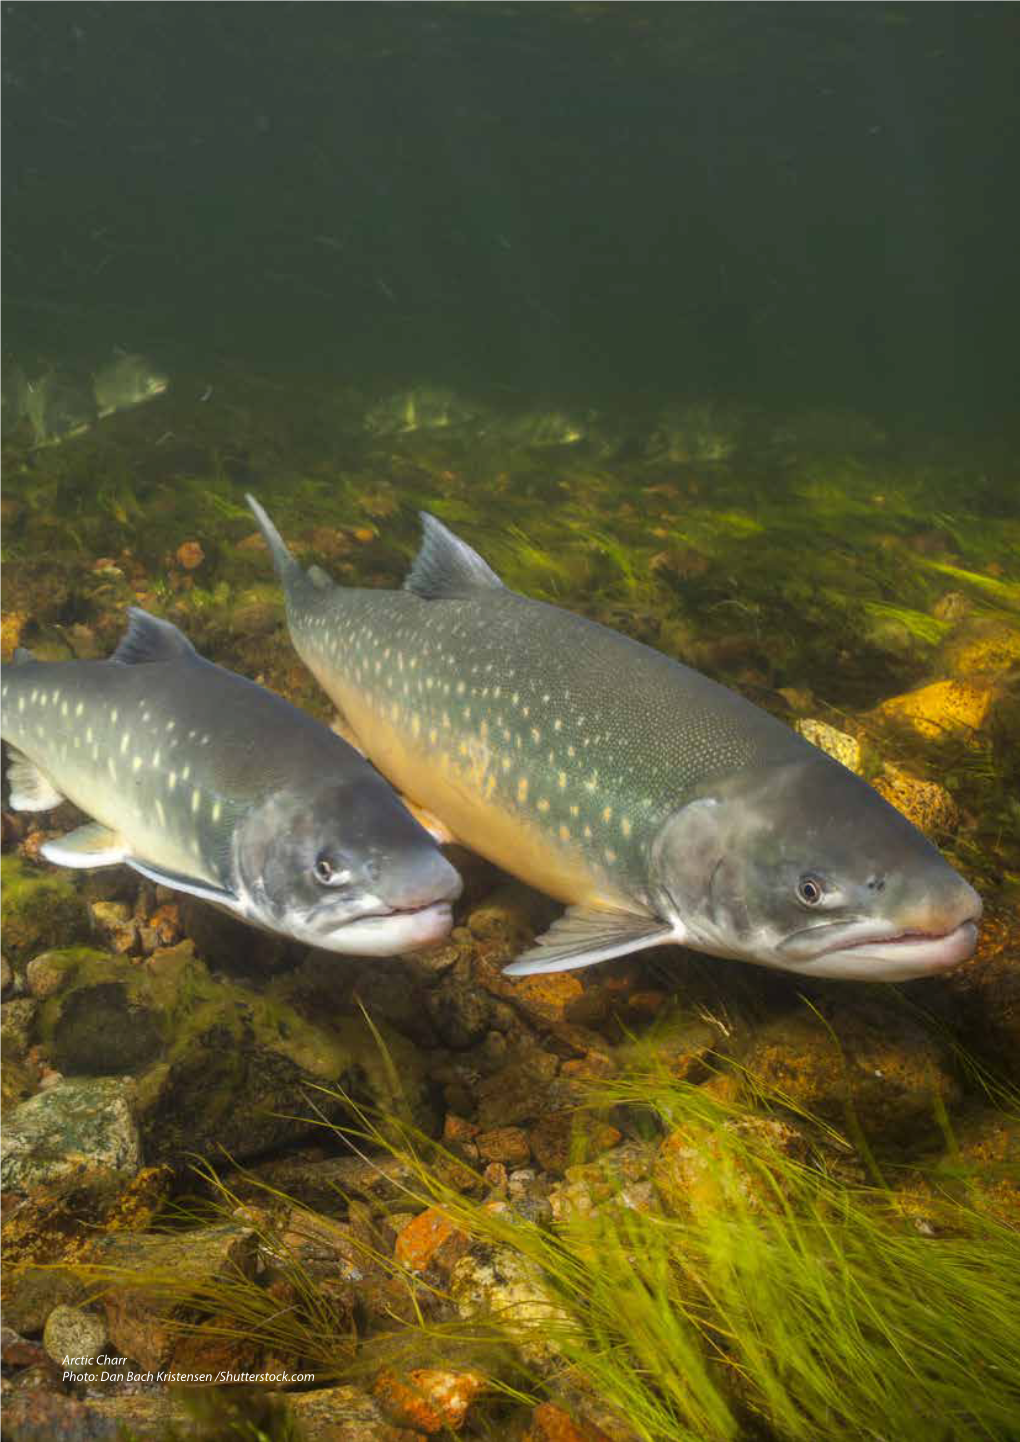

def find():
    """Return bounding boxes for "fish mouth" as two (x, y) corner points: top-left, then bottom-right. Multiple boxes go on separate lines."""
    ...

(800, 920), (979, 981)
(320, 900), (455, 957)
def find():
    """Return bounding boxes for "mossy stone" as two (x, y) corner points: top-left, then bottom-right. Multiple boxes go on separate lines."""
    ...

(35, 949), (164, 1075)
(0, 855), (90, 972)
(2, 1056), (39, 1117)
(0, 1076), (141, 1194)
(112, 941), (434, 1163)
(1, 997), (38, 1059)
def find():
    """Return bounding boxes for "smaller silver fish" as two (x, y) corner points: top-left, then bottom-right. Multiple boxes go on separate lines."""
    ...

(481, 407), (588, 449)
(21, 370), (97, 447)
(93, 352), (169, 418)
(363, 385), (484, 437)
(1, 610), (461, 954)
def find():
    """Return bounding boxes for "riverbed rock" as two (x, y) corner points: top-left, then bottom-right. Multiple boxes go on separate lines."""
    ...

(922, 895), (1020, 1084)
(2, 1266), (87, 1335)
(737, 997), (960, 1148)
(373, 1364), (489, 1433)
(653, 1112), (814, 1219)
(529, 1112), (623, 1176)
(871, 764), (959, 836)
(873, 678), (996, 741)
(795, 718), (863, 772)
(940, 617), (1020, 679)
(30, 940), (431, 1163)
(450, 1244), (572, 1370)
(0, 855), (90, 972)
(524, 1401), (617, 1442)
(1, 1076), (141, 1196)
(41, 1303), (108, 1366)
(286, 1385), (399, 1441)
(1, 996), (37, 1056)
(231, 1151), (416, 1218)
(96, 1222), (258, 1371)
(1, 1391), (201, 1442)
(549, 1140), (657, 1222)
(394, 1207), (470, 1276)
(476, 1050), (560, 1129)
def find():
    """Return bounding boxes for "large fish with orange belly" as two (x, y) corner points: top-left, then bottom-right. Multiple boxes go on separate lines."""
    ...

(248, 496), (981, 983)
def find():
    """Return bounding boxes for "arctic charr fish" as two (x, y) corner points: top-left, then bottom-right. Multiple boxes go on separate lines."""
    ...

(248, 498), (982, 982)
(0, 610), (461, 955)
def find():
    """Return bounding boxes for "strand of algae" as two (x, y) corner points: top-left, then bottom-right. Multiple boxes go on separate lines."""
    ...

(54, 1018), (1020, 1442)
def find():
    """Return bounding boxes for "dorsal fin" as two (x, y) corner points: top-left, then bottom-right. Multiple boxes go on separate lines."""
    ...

(404, 513), (505, 600)
(112, 608), (198, 665)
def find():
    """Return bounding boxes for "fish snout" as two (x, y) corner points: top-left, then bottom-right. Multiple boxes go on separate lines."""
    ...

(379, 846), (463, 912)
(892, 869), (983, 940)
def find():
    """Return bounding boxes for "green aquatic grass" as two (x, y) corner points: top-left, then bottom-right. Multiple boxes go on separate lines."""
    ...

(324, 1029), (1020, 1442)
(861, 601), (951, 647)
(53, 1023), (1020, 1442)
(918, 559), (1020, 612)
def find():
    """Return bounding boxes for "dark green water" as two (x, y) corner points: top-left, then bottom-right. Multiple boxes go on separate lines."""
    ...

(2, 12), (1020, 1442)
(4, 3), (1020, 426)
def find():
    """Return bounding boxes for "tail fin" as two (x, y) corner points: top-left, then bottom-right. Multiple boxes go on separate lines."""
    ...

(246, 494), (301, 586)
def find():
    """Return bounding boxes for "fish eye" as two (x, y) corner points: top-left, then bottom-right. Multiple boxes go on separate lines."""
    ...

(796, 875), (825, 906)
(314, 856), (353, 887)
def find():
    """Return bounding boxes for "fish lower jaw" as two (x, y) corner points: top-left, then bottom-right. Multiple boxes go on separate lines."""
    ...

(321, 901), (455, 957)
(807, 920), (979, 981)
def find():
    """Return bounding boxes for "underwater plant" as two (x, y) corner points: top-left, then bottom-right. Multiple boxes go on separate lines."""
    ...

(60, 1020), (1020, 1442)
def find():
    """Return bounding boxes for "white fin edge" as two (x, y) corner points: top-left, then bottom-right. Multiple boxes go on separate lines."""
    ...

(41, 822), (127, 868)
(503, 906), (681, 975)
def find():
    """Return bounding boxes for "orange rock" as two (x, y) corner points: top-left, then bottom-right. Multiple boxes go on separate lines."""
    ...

(524, 1401), (612, 1442)
(442, 1113), (480, 1149)
(175, 539), (205, 570)
(148, 903), (183, 947)
(373, 1366), (487, 1433)
(353, 526), (376, 544)
(513, 972), (584, 1022)
(393, 1207), (469, 1274)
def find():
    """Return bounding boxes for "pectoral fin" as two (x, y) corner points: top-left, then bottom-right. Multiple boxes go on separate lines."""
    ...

(502, 906), (680, 975)
(7, 750), (65, 812)
(41, 823), (127, 868)
(127, 857), (239, 908)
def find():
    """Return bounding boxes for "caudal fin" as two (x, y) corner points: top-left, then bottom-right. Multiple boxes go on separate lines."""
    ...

(246, 494), (301, 587)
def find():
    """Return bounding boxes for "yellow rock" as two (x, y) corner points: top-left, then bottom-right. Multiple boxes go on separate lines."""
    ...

(876, 678), (995, 741)
(942, 619), (1020, 679)
(795, 718), (863, 773)
(872, 765), (959, 837)
(1, 611), (26, 662)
